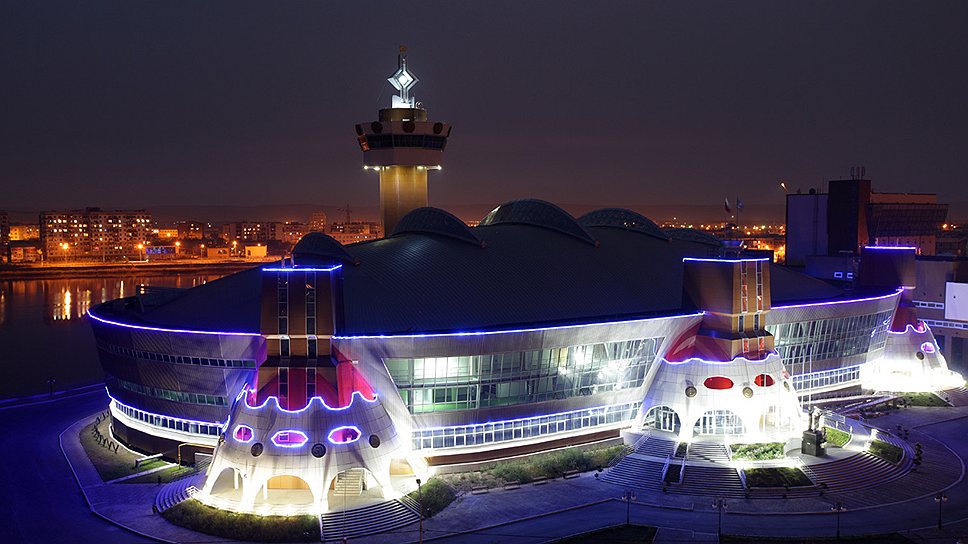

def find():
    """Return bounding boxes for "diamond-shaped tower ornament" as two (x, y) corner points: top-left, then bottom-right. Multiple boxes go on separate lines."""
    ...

(388, 56), (418, 108)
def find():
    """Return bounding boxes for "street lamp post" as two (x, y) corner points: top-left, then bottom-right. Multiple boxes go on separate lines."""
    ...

(935, 492), (948, 530)
(832, 501), (846, 540)
(623, 490), (636, 526)
(713, 498), (727, 539)
(416, 478), (423, 544)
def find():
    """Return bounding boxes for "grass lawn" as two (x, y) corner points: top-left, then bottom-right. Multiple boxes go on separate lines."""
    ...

(553, 524), (657, 543)
(440, 444), (625, 493)
(896, 392), (949, 407)
(162, 499), (319, 542)
(79, 421), (167, 481)
(730, 442), (785, 461)
(823, 427), (850, 447)
(869, 440), (904, 464)
(745, 467), (813, 488)
(404, 478), (456, 518)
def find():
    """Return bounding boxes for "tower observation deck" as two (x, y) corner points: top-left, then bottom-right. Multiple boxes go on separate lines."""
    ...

(355, 50), (452, 234)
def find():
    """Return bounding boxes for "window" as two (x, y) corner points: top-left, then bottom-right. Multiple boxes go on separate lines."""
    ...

(279, 367), (289, 399)
(307, 370), (316, 399)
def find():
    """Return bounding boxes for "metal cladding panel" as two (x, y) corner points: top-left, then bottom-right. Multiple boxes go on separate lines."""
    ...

(769, 290), (900, 325)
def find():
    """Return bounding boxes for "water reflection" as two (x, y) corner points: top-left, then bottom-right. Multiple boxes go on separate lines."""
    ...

(0, 273), (226, 399)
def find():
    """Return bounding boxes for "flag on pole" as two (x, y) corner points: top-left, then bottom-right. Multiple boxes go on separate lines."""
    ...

(736, 197), (744, 211)
(724, 197), (732, 214)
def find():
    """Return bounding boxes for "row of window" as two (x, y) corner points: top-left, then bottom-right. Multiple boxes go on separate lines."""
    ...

(411, 402), (641, 450)
(791, 364), (862, 392)
(766, 310), (892, 372)
(113, 399), (223, 437)
(386, 338), (661, 413)
(913, 300), (944, 310)
(99, 342), (256, 369)
(365, 134), (448, 150)
(112, 377), (228, 406)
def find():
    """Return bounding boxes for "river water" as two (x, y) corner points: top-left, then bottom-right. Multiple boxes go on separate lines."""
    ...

(0, 273), (228, 399)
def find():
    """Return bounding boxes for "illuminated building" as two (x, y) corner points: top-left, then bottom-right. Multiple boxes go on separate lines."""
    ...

(9, 223), (41, 241)
(356, 50), (451, 233)
(280, 221), (307, 244)
(175, 220), (205, 240)
(40, 208), (152, 262)
(227, 221), (282, 243)
(327, 221), (382, 245)
(0, 211), (9, 264)
(308, 212), (329, 234)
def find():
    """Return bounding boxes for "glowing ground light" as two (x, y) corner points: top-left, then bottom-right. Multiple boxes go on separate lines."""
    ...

(270, 430), (309, 448)
(328, 425), (362, 445)
(234, 425), (254, 443)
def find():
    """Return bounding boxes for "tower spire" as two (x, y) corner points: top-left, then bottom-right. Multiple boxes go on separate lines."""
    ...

(387, 46), (419, 109)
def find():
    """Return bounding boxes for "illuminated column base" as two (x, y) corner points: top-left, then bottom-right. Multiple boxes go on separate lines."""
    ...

(379, 166), (429, 234)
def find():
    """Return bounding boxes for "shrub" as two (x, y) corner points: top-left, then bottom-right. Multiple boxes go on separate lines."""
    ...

(745, 467), (812, 488)
(824, 426), (850, 447)
(162, 499), (319, 542)
(729, 442), (785, 461)
(869, 440), (904, 464)
(405, 478), (456, 518)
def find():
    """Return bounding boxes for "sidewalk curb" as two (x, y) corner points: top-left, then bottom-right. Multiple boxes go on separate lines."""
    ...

(0, 383), (103, 411)
(60, 413), (177, 544)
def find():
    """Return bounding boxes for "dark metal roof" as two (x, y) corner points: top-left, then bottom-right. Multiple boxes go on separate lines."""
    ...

(292, 232), (356, 264)
(390, 207), (482, 246)
(480, 199), (597, 246)
(664, 228), (723, 247)
(578, 208), (669, 241)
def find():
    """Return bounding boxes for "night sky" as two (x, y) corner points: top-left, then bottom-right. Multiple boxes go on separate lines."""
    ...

(2, 1), (967, 221)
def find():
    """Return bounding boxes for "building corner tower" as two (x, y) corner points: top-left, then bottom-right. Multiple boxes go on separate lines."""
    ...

(355, 49), (452, 234)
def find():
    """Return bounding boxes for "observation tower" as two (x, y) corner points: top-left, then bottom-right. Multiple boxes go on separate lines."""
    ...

(355, 49), (452, 234)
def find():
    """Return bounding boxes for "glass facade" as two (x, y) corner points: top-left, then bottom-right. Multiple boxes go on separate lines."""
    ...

(411, 401), (641, 450)
(693, 409), (745, 435)
(98, 342), (256, 369)
(766, 310), (892, 376)
(112, 399), (223, 437)
(791, 364), (862, 392)
(111, 377), (228, 406)
(385, 337), (662, 414)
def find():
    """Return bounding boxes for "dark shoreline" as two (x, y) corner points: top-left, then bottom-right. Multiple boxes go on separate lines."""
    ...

(0, 260), (274, 280)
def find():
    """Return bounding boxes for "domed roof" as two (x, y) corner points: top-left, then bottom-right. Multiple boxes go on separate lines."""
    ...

(391, 207), (482, 246)
(578, 208), (669, 241)
(292, 232), (357, 264)
(663, 228), (723, 247)
(479, 199), (597, 245)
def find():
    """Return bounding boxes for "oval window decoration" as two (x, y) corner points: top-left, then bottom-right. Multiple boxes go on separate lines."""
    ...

(233, 424), (254, 443)
(920, 342), (936, 354)
(250, 443), (264, 457)
(370, 121), (383, 134)
(369, 435), (381, 449)
(270, 430), (309, 449)
(703, 376), (734, 390)
(753, 374), (775, 387)
(743, 386), (754, 399)
(328, 425), (362, 445)
(685, 386), (698, 398)
(311, 443), (326, 458)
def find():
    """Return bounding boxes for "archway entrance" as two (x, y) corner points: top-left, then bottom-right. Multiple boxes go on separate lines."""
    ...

(693, 410), (745, 436)
(327, 468), (385, 512)
(254, 475), (315, 507)
(209, 467), (244, 501)
(643, 406), (681, 433)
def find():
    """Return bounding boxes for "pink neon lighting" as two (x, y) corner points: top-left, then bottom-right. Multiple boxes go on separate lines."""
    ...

(241, 388), (377, 413)
(262, 265), (342, 272)
(664, 351), (778, 366)
(921, 342), (936, 354)
(88, 307), (261, 337)
(771, 289), (902, 310)
(864, 246), (917, 251)
(887, 322), (929, 335)
(271, 430), (309, 448)
(233, 425), (254, 443)
(327, 425), (362, 445)
(682, 257), (770, 263)
(704, 376), (734, 390)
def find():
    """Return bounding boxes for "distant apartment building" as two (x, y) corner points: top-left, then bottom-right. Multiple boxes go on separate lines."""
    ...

(328, 221), (383, 245)
(308, 211), (328, 233)
(175, 220), (205, 240)
(40, 208), (152, 261)
(226, 221), (281, 243)
(786, 173), (948, 267)
(280, 221), (307, 244)
(0, 211), (9, 264)
(9, 223), (40, 241)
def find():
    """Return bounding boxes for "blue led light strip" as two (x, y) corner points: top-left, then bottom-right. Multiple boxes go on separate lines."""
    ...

(88, 307), (261, 337)
(771, 288), (902, 310)
(332, 312), (702, 340)
(663, 351), (780, 366)
(262, 265), (342, 272)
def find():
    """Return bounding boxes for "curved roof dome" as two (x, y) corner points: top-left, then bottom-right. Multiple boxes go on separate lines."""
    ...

(292, 232), (356, 263)
(391, 207), (482, 246)
(663, 228), (723, 247)
(480, 199), (597, 245)
(578, 208), (669, 241)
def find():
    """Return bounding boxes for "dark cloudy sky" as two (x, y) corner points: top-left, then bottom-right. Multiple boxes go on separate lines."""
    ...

(2, 1), (967, 219)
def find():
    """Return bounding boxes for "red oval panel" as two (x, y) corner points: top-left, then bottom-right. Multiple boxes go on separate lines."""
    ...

(754, 374), (775, 387)
(703, 376), (734, 390)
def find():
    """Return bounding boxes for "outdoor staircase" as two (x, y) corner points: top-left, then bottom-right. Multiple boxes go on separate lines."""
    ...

(601, 456), (665, 490)
(939, 387), (968, 407)
(333, 468), (364, 496)
(687, 441), (731, 463)
(154, 473), (206, 513)
(677, 465), (746, 497)
(635, 435), (677, 458)
(320, 499), (420, 541)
